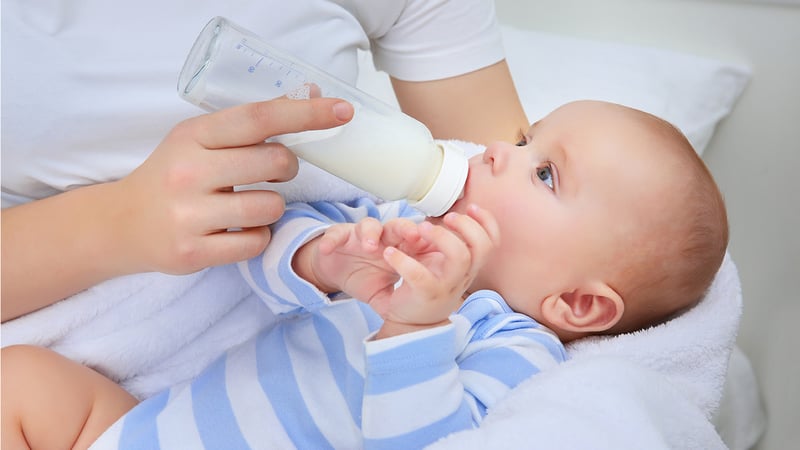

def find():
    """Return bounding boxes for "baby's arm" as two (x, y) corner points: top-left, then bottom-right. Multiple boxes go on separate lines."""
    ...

(360, 292), (569, 448)
(296, 203), (500, 338)
(2, 345), (138, 450)
(238, 199), (421, 315)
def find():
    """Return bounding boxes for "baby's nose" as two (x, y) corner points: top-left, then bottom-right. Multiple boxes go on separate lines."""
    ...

(482, 142), (513, 171)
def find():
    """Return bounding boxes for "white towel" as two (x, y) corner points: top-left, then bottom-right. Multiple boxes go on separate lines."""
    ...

(1, 264), (278, 398)
(430, 252), (741, 450)
(1, 141), (749, 447)
(1, 159), (373, 398)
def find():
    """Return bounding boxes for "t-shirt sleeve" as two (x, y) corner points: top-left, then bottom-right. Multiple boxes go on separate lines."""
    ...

(369, 0), (505, 81)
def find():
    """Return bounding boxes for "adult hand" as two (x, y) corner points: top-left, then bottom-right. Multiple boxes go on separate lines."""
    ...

(114, 97), (355, 275)
(1, 97), (353, 321)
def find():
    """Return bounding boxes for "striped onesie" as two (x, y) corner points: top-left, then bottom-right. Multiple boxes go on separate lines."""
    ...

(92, 199), (568, 449)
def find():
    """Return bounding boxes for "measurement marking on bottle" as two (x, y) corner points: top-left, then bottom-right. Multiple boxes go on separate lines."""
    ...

(235, 40), (307, 82)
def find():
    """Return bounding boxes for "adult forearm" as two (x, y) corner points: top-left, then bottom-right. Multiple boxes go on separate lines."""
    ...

(391, 60), (529, 145)
(1, 182), (132, 321)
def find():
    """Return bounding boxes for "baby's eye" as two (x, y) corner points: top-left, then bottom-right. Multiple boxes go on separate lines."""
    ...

(516, 136), (528, 146)
(536, 164), (555, 190)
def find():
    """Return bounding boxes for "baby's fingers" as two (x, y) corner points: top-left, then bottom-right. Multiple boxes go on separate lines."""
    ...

(415, 221), (470, 266)
(465, 204), (501, 246)
(318, 224), (354, 255)
(382, 247), (433, 288)
(380, 219), (421, 249)
(355, 217), (384, 251)
(443, 205), (499, 259)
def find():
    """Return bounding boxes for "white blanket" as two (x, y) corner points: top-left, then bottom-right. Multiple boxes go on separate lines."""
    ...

(433, 254), (742, 450)
(2, 141), (746, 449)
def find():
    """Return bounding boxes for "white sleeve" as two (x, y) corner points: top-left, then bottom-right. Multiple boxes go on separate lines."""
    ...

(368, 0), (505, 81)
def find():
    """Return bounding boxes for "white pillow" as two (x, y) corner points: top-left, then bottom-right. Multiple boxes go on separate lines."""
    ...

(357, 25), (751, 155)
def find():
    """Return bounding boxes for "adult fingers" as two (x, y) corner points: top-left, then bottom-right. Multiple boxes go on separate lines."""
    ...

(195, 227), (273, 269)
(203, 190), (286, 231)
(202, 142), (300, 187)
(191, 97), (354, 149)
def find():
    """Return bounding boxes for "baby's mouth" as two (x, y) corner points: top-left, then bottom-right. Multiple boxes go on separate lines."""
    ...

(451, 167), (471, 210)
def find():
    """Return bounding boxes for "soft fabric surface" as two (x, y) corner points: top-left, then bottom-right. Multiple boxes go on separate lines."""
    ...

(429, 254), (741, 450)
(2, 140), (748, 448)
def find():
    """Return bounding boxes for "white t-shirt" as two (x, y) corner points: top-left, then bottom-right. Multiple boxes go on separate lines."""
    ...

(1, 0), (504, 207)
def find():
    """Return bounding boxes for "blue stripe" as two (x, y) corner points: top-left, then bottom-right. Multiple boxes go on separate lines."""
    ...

(492, 327), (568, 363)
(461, 291), (568, 363)
(118, 389), (170, 450)
(459, 300), (496, 324)
(459, 346), (539, 387)
(364, 327), (454, 395)
(246, 218), (330, 312)
(458, 290), (507, 322)
(394, 200), (419, 219)
(191, 356), (250, 450)
(352, 198), (382, 219)
(525, 330), (569, 362)
(245, 252), (301, 311)
(276, 231), (328, 311)
(473, 396), (488, 418)
(255, 326), (334, 449)
(479, 322), (567, 363)
(278, 203), (327, 223)
(363, 400), (474, 450)
(306, 201), (351, 222)
(311, 314), (365, 423)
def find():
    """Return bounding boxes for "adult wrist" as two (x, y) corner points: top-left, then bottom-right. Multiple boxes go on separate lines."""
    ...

(82, 180), (143, 277)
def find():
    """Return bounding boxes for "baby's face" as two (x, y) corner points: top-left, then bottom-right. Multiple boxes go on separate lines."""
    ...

(448, 100), (676, 321)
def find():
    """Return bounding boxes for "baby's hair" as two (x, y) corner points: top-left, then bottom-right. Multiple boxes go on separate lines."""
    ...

(607, 112), (729, 335)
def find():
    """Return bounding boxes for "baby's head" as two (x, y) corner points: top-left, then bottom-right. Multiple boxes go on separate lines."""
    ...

(448, 100), (728, 342)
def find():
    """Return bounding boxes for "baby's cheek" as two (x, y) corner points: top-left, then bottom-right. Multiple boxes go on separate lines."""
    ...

(490, 198), (523, 222)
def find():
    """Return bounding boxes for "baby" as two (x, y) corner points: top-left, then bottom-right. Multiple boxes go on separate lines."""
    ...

(2, 100), (728, 449)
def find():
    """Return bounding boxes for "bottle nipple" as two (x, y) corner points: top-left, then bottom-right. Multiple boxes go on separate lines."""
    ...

(410, 141), (469, 216)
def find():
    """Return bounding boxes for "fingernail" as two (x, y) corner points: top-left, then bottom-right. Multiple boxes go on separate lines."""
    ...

(333, 102), (353, 121)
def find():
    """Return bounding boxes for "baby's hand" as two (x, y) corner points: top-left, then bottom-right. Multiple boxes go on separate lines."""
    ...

(370, 205), (500, 338)
(310, 217), (419, 303)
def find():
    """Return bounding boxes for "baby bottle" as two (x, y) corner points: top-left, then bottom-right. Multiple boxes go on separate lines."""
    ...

(178, 17), (468, 217)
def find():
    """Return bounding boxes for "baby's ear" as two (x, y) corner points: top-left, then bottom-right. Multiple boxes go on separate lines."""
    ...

(541, 282), (624, 334)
